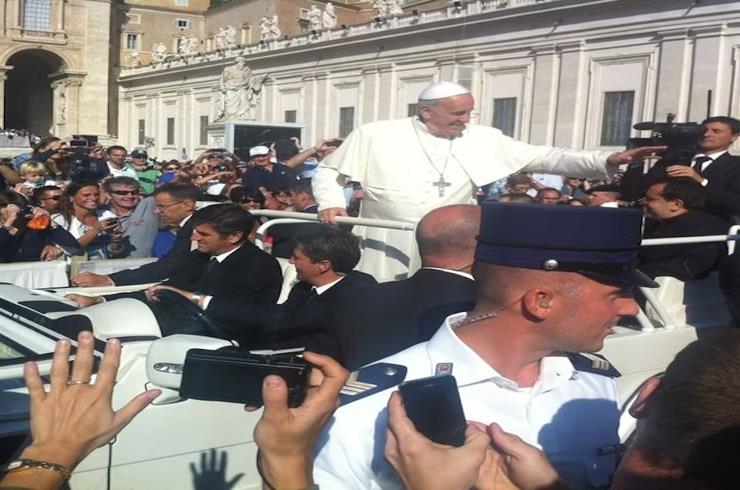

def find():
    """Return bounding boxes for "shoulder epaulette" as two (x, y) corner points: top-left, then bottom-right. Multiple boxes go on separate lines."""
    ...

(339, 362), (407, 405)
(566, 352), (621, 378)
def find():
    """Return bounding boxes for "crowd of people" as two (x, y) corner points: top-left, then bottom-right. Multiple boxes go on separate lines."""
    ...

(2, 81), (740, 490)
(0, 135), (363, 264)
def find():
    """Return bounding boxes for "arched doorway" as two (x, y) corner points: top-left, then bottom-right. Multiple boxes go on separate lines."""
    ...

(4, 49), (65, 135)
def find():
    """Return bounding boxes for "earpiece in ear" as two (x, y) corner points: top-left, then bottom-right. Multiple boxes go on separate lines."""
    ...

(539, 299), (551, 308)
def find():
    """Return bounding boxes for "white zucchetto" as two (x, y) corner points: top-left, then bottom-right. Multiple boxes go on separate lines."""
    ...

(417, 81), (471, 101)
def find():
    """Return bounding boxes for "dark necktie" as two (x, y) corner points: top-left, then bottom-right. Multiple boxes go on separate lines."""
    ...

(692, 156), (712, 173)
(305, 288), (318, 303)
(204, 257), (219, 277)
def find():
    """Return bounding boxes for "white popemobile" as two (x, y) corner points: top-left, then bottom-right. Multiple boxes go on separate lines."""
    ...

(0, 212), (733, 489)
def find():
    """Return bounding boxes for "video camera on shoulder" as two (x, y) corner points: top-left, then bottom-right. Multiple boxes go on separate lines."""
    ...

(628, 113), (704, 166)
(180, 348), (312, 407)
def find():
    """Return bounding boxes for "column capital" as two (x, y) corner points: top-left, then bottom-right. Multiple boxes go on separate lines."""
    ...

(0, 65), (13, 81)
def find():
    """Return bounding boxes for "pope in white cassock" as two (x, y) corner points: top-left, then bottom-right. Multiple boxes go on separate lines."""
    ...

(312, 81), (662, 281)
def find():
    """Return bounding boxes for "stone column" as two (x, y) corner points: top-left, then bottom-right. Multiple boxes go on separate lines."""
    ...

(0, 65), (14, 129)
(49, 72), (85, 137)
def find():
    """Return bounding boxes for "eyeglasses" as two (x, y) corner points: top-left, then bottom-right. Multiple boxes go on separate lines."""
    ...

(41, 195), (62, 201)
(111, 190), (140, 196)
(155, 201), (184, 210)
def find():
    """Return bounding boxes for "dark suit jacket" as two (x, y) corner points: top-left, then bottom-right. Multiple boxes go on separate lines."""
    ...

(108, 242), (282, 336)
(621, 152), (740, 222)
(165, 242), (282, 303)
(206, 270), (376, 357)
(109, 218), (201, 285)
(334, 268), (477, 370)
(638, 211), (727, 281)
(700, 153), (740, 222)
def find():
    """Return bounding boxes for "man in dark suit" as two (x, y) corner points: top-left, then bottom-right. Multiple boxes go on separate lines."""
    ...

(150, 225), (374, 355)
(663, 117), (740, 223)
(621, 116), (740, 222)
(638, 178), (727, 281)
(335, 205), (479, 370)
(70, 183), (204, 286)
(67, 204), (282, 336)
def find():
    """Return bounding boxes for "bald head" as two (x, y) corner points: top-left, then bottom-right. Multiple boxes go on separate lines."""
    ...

(416, 205), (480, 271)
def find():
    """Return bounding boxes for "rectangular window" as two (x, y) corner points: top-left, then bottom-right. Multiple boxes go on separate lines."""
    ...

(492, 97), (517, 137)
(138, 119), (145, 145)
(339, 107), (355, 138)
(407, 104), (418, 117)
(126, 33), (139, 51)
(175, 19), (190, 29)
(23, 0), (51, 31)
(166, 118), (175, 146)
(284, 110), (297, 123)
(600, 91), (635, 147)
(175, 0), (189, 6)
(199, 115), (209, 146)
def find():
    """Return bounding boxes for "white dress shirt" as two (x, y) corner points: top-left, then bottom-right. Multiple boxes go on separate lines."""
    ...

(314, 313), (620, 489)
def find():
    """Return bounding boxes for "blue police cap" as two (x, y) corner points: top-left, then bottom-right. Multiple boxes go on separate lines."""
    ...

(475, 203), (658, 288)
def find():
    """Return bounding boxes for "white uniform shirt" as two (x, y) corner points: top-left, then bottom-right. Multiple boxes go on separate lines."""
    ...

(314, 313), (620, 489)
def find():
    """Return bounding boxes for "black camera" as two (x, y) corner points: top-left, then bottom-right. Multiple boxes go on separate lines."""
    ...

(628, 113), (705, 166)
(179, 348), (312, 407)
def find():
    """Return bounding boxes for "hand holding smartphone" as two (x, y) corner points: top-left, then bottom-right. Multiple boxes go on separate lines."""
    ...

(399, 375), (467, 447)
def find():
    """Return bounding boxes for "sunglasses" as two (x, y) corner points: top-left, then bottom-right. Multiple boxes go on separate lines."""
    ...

(110, 190), (140, 196)
(42, 195), (62, 201)
(166, 167), (178, 171)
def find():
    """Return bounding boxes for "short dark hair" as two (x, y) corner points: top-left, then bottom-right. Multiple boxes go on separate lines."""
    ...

(637, 331), (740, 472)
(654, 178), (705, 211)
(154, 183), (203, 202)
(289, 179), (314, 198)
(702, 116), (740, 135)
(293, 226), (360, 274)
(190, 203), (255, 242)
(506, 173), (531, 188)
(32, 185), (61, 203)
(536, 187), (561, 198)
(106, 145), (127, 155)
(231, 187), (265, 205)
(103, 176), (140, 193)
(32, 136), (60, 153)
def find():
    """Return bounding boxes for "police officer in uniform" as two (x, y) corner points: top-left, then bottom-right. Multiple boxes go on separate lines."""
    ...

(314, 202), (658, 489)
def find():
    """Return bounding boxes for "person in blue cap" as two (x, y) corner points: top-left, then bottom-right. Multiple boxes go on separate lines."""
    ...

(314, 202), (657, 490)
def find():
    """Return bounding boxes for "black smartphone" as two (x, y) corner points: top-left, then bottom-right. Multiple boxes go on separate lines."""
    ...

(398, 375), (467, 447)
(180, 348), (312, 406)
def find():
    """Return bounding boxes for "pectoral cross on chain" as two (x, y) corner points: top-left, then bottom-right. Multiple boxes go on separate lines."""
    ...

(433, 176), (452, 197)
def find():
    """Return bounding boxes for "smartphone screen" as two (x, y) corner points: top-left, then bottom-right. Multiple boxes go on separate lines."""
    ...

(399, 375), (467, 447)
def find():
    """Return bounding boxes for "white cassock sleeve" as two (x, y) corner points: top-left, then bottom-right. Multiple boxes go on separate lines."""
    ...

(312, 166), (349, 211)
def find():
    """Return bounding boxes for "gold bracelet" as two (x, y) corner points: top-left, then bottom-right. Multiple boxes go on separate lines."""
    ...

(4, 458), (72, 480)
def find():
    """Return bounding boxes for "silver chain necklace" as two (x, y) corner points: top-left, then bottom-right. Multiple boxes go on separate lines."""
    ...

(412, 119), (454, 197)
